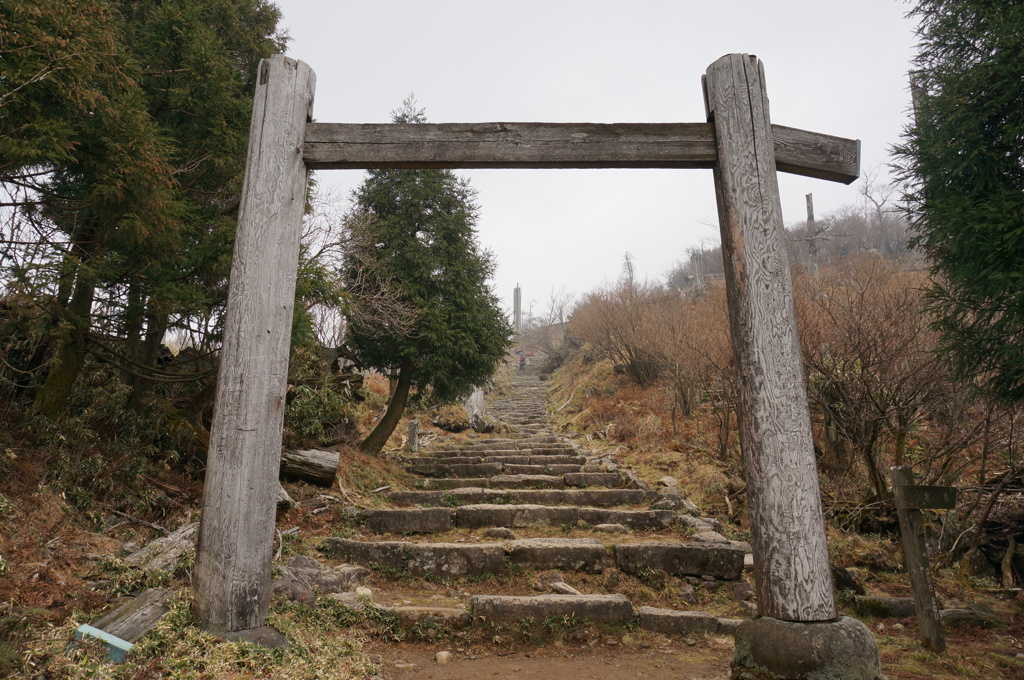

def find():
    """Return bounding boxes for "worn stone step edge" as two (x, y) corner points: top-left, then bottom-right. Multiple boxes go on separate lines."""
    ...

(404, 473), (628, 489)
(360, 505), (678, 533)
(345, 599), (743, 636)
(406, 463), (587, 478)
(319, 537), (746, 580)
(409, 455), (586, 465)
(387, 487), (655, 507)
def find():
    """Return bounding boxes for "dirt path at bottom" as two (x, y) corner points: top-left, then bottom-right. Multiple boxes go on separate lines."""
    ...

(364, 638), (733, 680)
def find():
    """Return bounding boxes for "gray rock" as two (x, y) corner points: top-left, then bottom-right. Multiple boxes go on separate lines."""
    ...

(272, 556), (370, 602)
(563, 472), (625, 488)
(455, 504), (578, 529)
(326, 592), (366, 610)
(676, 515), (720, 533)
(335, 564), (372, 586)
(732, 616), (882, 680)
(124, 523), (198, 574)
(406, 543), (507, 578)
(593, 523), (630, 534)
(653, 493), (700, 515)
(507, 538), (609, 573)
(693, 531), (730, 544)
(940, 608), (1001, 628)
(272, 569), (314, 604)
(615, 542), (745, 581)
(638, 607), (718, 636)
(715, 618), (743, 636)
(549, 581), (584, 596)
(657, 476), (679, 488)
(320, 538), (506, 577)
(621, 471), (651, 491)
(363, 508), (454, 534)
(731, 582), (755, 602)
(471, 594), (633, 625)
(578, 508), (675, 530)
(677, 582), (698, 605)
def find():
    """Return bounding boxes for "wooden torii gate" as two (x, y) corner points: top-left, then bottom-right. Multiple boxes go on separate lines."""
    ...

(193, 53), (860, 636)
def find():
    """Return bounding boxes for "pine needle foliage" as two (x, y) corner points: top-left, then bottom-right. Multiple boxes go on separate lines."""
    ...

(894, 0), (1024, 400)
(345, 98), (512, 453)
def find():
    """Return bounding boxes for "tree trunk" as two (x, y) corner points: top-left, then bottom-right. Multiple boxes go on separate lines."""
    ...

(127, 307), (167, 411)
(31, 268), (96, 418)
(361, 358), (414, 455)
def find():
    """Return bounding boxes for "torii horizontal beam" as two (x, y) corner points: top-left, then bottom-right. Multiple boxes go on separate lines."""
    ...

(304, 121), (860, 184)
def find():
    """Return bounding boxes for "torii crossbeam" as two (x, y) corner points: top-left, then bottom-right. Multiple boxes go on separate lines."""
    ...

(193, 52), (881, 679)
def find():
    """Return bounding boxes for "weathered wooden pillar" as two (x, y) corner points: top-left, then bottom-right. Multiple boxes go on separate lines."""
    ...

(193, 55), (315, 632)
(704, 54), (836, 622)
(890, 466), (947, 653)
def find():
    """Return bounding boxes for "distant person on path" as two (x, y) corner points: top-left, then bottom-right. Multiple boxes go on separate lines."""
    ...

(518, 351), (526, 371)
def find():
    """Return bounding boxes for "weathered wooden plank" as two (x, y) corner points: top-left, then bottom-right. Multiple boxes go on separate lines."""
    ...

(193, 55), (315, 633)
(304, 122), (717, 169)
(891, 466), (946, 653)
(280, 448), (339, 486)
(90, 588), (173, 643)
(303, 121), (860, 183)
(704, 53), (836, 622)
(771, 125), (860, 184)
(894, 484), (958, 510)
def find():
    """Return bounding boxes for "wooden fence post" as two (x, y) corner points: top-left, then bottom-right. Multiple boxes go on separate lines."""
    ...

(703, 54), (836, 622)
(890, 466), (947, 653)
(193, 55), (315, 632)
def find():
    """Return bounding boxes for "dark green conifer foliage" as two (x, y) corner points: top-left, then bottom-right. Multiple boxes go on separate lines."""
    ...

(895, 0), (1024, 401)
(346, 100), (512, 454)
(1, 0), (285, 416)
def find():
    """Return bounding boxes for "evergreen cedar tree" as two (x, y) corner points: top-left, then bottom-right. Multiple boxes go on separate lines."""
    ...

(345, 100), (512, 454)
(894, 0), (1024, 401)
(0, 1), (285, 416)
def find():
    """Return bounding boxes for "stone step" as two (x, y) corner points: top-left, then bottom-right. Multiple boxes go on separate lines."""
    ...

(414, 475), (565, 490)
(370, 600), (742, 637)
(426, 446), (573, 456)
(403, 472), (631, 491)
(614, 541), (745, 581)
(405, 462), (504, 478)
(470, 594), (633, 625)
(564, 472), (629, 487)
(503, 464), (583, 475)
(360, 505), (678, 533)
(321, 537), (745, 580)
(413, 455), (585, 466)
(387, 487), (655, 507)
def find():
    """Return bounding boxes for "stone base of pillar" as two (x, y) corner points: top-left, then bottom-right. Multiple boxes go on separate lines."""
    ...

(731, 616), (883, 680)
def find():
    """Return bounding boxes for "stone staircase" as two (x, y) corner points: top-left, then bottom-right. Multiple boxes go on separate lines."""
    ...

(315, 352), (753, 639)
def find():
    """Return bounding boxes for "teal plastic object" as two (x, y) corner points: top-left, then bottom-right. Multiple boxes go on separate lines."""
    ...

(72, 624), (134, 663)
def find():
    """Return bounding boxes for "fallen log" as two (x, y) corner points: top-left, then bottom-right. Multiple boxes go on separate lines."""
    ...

(280, 448), (339, 487)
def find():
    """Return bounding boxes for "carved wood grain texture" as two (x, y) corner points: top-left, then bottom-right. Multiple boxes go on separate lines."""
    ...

(704, 53), (836, 622)
(193, 54), (315, 632)
(303, 122), (859, 183)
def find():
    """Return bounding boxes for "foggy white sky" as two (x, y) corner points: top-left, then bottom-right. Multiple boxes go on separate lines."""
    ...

(273, 0), (919, 317)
